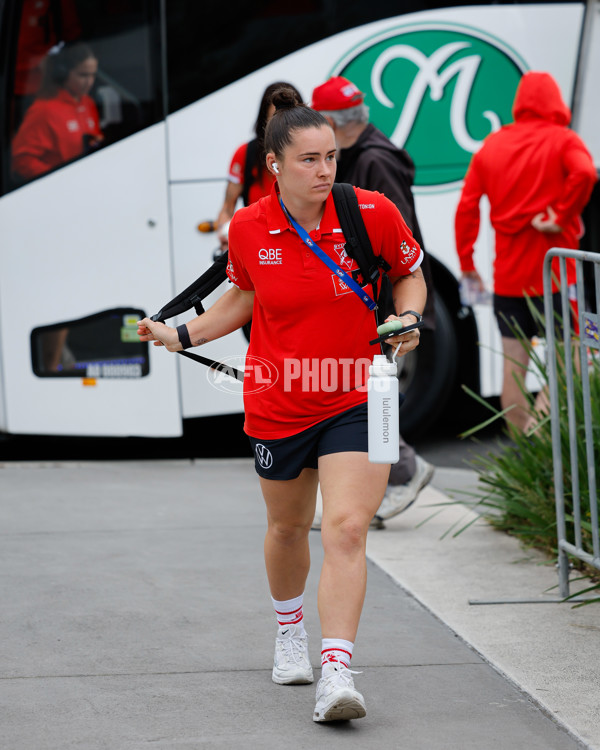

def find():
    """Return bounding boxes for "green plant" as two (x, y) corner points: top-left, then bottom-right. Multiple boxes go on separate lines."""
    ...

(453, 303), (600, 599)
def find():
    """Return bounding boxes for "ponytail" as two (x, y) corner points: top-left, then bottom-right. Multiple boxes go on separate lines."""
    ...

(265, 87), (331, 158)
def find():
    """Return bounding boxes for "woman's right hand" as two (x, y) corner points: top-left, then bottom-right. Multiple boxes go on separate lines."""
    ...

(137, 318), (182, 351)
(531, 205), (563, 233)
(462, 269), (486, 290)
(217, 219), (230, 251)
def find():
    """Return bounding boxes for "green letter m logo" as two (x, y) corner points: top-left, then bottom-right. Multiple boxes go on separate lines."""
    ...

(335, 23), (527, 190)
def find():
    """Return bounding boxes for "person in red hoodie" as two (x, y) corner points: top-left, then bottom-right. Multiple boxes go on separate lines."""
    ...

(12, 41), (103, 182)
(455, 71), (597, 430)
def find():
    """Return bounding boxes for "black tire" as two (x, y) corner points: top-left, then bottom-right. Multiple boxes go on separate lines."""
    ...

(395, 293), (458, 439)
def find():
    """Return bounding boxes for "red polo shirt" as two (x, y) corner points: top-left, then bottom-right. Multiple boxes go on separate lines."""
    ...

(227, 183), (423, 439)
(228, 142), (276, 205)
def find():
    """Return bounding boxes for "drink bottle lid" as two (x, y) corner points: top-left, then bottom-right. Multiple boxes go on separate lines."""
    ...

(370, 354), (397, 376)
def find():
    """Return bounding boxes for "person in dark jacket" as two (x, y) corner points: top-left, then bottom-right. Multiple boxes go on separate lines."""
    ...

(311, 76), (435, 526)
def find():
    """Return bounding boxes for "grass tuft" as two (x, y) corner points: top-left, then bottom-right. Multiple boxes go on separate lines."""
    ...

(456, 303), (600, 601)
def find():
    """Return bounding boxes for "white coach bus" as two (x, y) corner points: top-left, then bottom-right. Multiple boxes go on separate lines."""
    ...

(0, 0), (598, 439)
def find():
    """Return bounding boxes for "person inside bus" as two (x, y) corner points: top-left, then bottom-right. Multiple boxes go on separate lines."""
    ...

(11, 41), (103, 183)
(455, 71), (597, 432)
(12, 0), (82, 132)
(137, 87), (427, 722)
(214, 81), (302, 250)
(311, 75), (434, 527)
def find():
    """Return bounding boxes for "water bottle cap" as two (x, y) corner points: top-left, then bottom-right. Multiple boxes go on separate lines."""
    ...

(370, 354), (397, 376)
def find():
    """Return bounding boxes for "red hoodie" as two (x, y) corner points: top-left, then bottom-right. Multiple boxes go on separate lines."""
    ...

(12, 88), (102, 180)
(455, 71), (597, 296)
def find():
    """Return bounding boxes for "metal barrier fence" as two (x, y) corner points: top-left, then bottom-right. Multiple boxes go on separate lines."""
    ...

(544, 248), (600, 599)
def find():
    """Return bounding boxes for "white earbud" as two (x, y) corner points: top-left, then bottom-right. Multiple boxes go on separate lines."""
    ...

(272, 163), (279, 174)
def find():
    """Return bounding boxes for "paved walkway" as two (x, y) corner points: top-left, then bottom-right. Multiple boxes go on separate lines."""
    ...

(0, 459), (596, 749)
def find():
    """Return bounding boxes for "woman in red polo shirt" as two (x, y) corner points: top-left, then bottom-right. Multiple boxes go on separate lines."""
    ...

(12, 41), (103, 182)
(138, 88), (426, 723)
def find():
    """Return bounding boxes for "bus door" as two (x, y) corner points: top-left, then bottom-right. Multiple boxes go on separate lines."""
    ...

(0, 0), (182, 437)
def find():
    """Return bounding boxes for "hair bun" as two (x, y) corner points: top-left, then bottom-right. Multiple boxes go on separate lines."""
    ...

(271, 86), (303, 111)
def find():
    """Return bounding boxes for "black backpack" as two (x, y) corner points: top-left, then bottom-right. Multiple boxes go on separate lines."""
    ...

(151, 183), (392, 379)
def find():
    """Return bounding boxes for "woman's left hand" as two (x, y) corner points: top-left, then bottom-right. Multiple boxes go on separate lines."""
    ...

(383, 314), (421, 357)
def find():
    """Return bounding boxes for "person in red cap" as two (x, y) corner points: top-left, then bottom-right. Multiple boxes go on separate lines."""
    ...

(311, 76), (365, 111)
(311, 75), (435, 527)
(455, 71), (597, 431)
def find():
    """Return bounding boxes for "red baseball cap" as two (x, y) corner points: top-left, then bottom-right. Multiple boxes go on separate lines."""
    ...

(311, 76), (364, 111)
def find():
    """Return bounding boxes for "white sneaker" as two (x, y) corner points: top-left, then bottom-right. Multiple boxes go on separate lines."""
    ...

(313, 663), (366, 722)
(272, 624), (314, 685)
(375, 456), (435, 521)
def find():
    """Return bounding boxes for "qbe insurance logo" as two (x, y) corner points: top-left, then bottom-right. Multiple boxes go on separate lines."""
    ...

(332, 22), (527, 190)
(206, 355), (278, 394)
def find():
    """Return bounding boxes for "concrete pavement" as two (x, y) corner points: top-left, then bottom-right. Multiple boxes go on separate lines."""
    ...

(0, 459), (596, 749)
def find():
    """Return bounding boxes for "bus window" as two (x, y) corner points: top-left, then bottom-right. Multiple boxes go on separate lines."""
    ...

(165, 1), (415, 114)
(31, 308), (150, 378)
(3, 0), (162, 192)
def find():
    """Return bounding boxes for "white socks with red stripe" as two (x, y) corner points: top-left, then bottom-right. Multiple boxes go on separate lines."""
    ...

(272, 593), (306, 636)
(321, 638), (354, 672)
(271, 595), (355, 671)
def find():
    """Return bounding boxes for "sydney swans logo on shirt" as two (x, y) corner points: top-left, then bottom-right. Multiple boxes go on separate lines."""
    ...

(400, 240), (419, 265)
(331, 242), (359, 296)
(334, 242), (354, 270)
(331, 22), (526, 190)
(226, 258), (238, 282)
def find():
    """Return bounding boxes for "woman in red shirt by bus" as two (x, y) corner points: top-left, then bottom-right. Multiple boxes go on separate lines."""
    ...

(214, 81), (301, 250)
(137, 88), (426, 723)
(12, 41), (103, 182)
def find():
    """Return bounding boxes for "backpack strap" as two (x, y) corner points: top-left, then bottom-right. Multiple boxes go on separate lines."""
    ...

(151, 252), (229, 323)
(150, 252), (244, 381)
(178, 350), (244, 381)
(331, 182), (391, 303)
(241, 138), (258, 207)
(331, 183), (391, 286)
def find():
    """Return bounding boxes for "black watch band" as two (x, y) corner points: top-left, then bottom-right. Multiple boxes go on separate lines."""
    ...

(176, 323), (192, 350)
(399, 310), (423, 324)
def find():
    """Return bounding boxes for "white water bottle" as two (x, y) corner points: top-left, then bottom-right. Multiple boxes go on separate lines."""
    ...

(367, 354), (399, 464)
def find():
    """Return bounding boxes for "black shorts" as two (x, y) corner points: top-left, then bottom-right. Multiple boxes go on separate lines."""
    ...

(493, 293), (567, 339)
(247, 402), (368, 480)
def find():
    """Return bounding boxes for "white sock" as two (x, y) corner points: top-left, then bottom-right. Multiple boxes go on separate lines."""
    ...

(321, 638), (353, 669)
(271, 593), (306, 635)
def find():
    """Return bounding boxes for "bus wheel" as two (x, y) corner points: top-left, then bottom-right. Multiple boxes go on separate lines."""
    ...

(396, 293), (458, 439)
